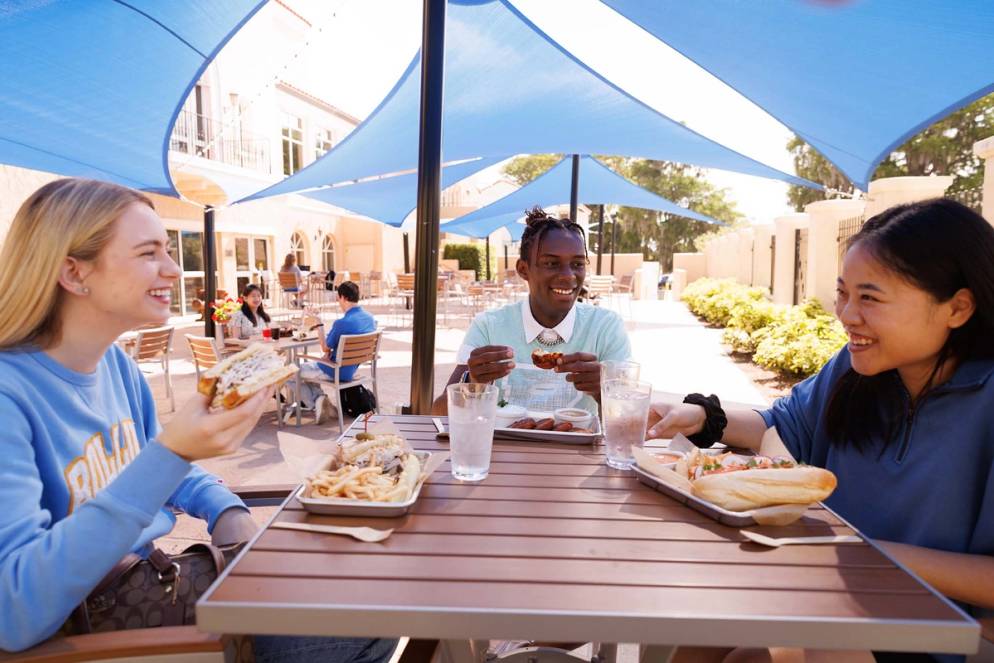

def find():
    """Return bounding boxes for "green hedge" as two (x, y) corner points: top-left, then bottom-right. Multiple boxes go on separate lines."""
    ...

(683, 278), (846, 378)
(443, 243), (484, 279)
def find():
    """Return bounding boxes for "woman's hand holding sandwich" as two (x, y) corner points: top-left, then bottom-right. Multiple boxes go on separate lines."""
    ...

(159, 387), (274, 461)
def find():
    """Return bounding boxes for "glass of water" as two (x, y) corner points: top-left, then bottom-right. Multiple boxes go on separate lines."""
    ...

(446, 383), (499, 481)
(601, 359), (640, 383)
(601, 378), (652, 470)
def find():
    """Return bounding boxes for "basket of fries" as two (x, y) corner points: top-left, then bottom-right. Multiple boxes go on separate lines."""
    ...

(296, 432), (442, 517)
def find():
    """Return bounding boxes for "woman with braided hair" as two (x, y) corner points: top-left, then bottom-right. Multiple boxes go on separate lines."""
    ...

(432, 207), (631, 415)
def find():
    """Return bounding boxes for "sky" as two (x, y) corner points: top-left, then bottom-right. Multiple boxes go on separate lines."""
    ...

(277, 0), (800, 224)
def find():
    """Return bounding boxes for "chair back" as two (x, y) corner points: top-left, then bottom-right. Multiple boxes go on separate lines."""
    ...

(397, 273), (416, 291)
(133, 326), (173, 362)
(186, 334), (221, 379)
(586, 274), (615, 296)
(277, 271), (299, 291)
(334, 330), (381, 368)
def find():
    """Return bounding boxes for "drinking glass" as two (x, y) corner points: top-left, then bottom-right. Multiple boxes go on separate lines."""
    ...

(600, 378), (652, 470)
(446, 383), (499, 481)
(262, 327), (272, 339)
(601, 359), (640, 383)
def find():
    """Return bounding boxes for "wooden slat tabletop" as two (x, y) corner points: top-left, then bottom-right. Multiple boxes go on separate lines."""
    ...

(197, 415), (979, 654)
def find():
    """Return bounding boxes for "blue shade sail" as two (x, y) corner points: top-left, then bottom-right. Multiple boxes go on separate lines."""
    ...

(0, 1), (265, 194)
(440, 155), (721, 239)
(301, 157), (505, 226)
(240, 0), (817, 203)
(602, 0), (994, 190)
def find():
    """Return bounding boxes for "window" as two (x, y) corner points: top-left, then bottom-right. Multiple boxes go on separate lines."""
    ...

(289, 232), (306, 267)
(181, 231), (204, 271)
(281, 114), (303, 175)
(315, 129), (334, 159)
(254, 238), (269, 271)
(322, 235), (335, 272)
(235, 237), (249, 271)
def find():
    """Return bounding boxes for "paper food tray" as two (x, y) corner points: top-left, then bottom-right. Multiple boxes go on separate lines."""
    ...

(436, 415), (601, 445)
(297, 450), (436, 517)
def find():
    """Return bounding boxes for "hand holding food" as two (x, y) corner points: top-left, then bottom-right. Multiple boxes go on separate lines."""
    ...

(197, 344), (298, 409)
(531, 348), (563, 370)
(158, 386), (274, 462)
(467, 345), (515, 383)
(554, 352), (601, 395)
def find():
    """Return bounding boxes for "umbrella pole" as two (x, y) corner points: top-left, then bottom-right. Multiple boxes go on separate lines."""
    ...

(569, 154), (579, 221)
(402, 232), (411, 274)
(504, 243), (509, 272)
(610, 212), (618, 276)
(203, 206), (216, 338)
(409, 0), (446, 415)
(595, 204), (604, 275)
(485, 236), (491, 280)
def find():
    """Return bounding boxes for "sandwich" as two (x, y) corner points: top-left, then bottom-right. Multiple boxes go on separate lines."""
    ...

(531, 348), (563, 370)
(197, 344), (298, 409)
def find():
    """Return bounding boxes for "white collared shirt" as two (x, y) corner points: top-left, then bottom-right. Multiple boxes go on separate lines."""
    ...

(520, 299), (576, 344)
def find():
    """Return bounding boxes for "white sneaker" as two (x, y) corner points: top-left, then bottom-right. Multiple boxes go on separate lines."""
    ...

(314, 395), (329, 424)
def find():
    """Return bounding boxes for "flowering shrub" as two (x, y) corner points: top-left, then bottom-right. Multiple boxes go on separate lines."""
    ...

(683, 278), (846, 378)
(211, 298), (242, 323)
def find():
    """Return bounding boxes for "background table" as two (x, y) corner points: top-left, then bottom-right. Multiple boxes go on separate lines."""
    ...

(197, 415), (979, 661)
(225, 334), (320, 426)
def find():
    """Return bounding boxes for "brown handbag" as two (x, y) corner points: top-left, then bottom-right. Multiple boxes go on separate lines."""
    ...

(63, 542), (244, 635)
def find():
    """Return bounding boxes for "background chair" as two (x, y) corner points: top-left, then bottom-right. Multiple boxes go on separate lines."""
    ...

(297, 330), (382, 433)
(131, 326), (175, 412)
(185, 334), (222, 383)
(585, 275), (615, 308)
(276, 271), (302, 309)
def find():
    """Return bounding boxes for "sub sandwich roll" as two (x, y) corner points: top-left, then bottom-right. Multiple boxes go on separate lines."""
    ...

(691, 465), (837, 511)
(197, 344), (298, 409)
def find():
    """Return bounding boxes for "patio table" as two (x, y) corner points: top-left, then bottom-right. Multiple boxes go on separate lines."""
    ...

(197, 415), (979, 662)
(224, 334), (320, 427)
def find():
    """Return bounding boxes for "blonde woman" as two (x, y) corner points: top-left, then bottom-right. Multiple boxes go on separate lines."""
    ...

(0, 179), (395, 663)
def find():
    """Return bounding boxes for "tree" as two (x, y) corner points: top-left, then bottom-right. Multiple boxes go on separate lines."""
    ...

(787, 92), (994, 211)
(501, 155), (743, 271)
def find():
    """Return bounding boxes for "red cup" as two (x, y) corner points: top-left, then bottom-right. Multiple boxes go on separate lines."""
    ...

(262, 328), (272, 340)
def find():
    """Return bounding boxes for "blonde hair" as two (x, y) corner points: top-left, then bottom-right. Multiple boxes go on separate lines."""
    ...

(0, 178), (153, 350)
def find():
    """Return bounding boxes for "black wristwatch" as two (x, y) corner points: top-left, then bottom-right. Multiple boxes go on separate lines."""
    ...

(682, 393), (728, 448)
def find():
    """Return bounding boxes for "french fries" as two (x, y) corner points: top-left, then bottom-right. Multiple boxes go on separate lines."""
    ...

(305, 434), (423, 503)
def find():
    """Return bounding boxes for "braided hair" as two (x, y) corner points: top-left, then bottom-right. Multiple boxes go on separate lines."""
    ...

(518, 206), (587, 264)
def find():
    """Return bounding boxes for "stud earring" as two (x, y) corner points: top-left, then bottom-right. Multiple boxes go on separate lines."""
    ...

(80, 286), (90, 295)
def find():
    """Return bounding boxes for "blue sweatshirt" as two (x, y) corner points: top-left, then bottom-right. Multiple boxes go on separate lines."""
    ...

(318, 306), (376, 383)
(0, 346), (245, 651)
(760, 347), (994, 662)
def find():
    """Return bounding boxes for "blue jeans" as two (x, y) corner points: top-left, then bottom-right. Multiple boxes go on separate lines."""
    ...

(253, 636), (397, 663)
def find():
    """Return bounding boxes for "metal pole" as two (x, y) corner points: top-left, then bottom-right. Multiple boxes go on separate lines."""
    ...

(402, 232), (411, 274)
(485, 237), (491, 281)
(595, 204), (604, 275)
(569, 154), (580, 221)
(409, 0), (446, 415)
(203, 206), (216, 337)
(504, 243), (509, 272)
(610, 212), (618, 276)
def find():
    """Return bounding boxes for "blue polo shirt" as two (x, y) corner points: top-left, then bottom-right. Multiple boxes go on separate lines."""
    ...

(319, 306), (376, 382)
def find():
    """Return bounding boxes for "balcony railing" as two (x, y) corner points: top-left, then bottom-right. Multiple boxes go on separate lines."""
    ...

(170, 109), (271, 174)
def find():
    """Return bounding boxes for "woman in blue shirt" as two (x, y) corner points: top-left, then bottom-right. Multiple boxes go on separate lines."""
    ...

(0, 179), (394, 662)
(651, 199), (994, 663)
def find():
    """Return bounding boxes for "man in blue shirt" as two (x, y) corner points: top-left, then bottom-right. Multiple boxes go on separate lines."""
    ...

(297, 281), (376, 423)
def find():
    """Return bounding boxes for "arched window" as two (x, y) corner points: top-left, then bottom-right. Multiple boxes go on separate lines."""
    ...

(289, 231), (306, 267)
(322, 235), (335, 272)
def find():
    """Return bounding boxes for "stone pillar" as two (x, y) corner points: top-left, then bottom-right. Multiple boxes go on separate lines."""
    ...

(864, 175), (954, 218)
(772, 213), (808, 306)
(703, 239), (718, 278)
(803, 199), (866, 311)
(672, 253), (705, 283)
(974, 136), (994, 223)
(751, 224), (774, 292)
(737, 228), (755, 285)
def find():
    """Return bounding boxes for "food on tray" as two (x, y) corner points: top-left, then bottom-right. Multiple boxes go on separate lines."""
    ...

(509, 417), (536, 429)
(507, 417), (591, 433)
(554, 407), (593, 429)
(306, 433), (422, 502)
(197, 344), (298, 409)
(534, 417), (555, 430)
(531, 348), (563, 370)
(635, 447), (837, 512)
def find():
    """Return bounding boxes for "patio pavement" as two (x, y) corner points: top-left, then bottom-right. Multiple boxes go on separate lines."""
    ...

(150, 293), (770, 550)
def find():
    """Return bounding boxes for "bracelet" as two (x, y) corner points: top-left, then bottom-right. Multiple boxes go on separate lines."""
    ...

(682, 393), (727, 448)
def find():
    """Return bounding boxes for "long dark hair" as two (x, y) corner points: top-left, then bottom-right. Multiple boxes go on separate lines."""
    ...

(825, 199), (994, 452)
(240, 284), (270, 327)
(518, 206), (587, 264)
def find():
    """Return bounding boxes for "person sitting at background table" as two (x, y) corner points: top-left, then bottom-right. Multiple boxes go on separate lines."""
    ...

(649, 199), (994, 663)
(226, 283), (271, 339)
(0, 178), (395, 663)
(432, 207), (631, 416)
(296, 281), (376, 424)
(279, 252), (308, 305)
